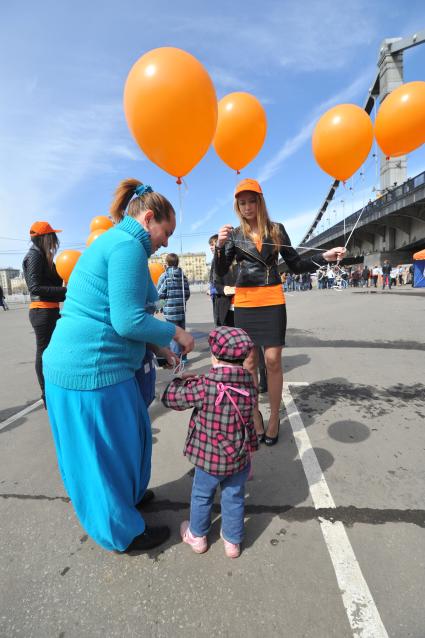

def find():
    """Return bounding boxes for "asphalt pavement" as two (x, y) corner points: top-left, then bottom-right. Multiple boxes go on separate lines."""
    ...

(1, 287), (424, 638)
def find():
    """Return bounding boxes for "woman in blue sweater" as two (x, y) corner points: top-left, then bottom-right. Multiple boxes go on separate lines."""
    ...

(43, 179), (194, 553)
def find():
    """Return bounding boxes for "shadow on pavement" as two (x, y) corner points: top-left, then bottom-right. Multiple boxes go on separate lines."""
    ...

(141, 414), (335, 557)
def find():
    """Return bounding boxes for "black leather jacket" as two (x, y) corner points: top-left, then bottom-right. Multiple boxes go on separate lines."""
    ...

(22, 245), (67, 302)
(214, 224), (325, 288)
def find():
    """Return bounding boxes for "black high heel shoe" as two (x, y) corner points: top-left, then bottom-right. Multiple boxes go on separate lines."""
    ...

(264, 420), (280, 446)
(256, 411), (265, 443)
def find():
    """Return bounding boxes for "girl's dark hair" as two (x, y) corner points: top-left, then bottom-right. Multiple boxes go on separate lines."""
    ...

(109, 178), (175, 224)
(31, 233), (60, 268)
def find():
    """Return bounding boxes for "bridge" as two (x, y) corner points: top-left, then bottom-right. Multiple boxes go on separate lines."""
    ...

(300, 30), (425, 266)
(300, 170), (425, 266)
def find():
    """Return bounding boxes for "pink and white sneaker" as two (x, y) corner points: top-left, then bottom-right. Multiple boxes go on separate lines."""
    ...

(180, 521), (208, 554)
(220, 531), (241, 558)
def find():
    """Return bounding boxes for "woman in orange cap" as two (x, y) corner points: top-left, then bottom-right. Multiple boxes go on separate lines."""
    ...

(214, 179), (346, 445)
(22, 222), (67, 407)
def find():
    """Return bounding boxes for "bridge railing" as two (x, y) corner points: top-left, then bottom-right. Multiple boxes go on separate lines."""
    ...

(305, 169), (425, 246)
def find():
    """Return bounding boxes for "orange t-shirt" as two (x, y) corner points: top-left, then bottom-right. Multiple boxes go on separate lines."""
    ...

(234, 236), (285, 308)
(29, 301), (60, 309)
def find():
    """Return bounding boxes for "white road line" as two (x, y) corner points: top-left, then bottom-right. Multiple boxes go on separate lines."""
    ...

(282, 383), (389, 638)
(0, 399), (43, 432)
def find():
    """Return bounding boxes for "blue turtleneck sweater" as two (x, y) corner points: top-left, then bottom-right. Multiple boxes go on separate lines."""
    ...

(43, 216), (176, 390)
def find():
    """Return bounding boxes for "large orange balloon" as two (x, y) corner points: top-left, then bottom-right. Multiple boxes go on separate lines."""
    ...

(90, 216), (113, 232)
(149, 262), (165, 285)
(56, 250), (81, 283)
(124, 47), (217, 179)
(375, 81), (425, 157)
(86, 229), (106, 246)
(312, 104), (373, 181)
(213, 93), (267, 172)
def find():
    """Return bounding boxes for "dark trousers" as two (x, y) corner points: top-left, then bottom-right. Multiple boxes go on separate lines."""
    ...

(212, 296), (234, 327)
(29, 308), (60, 402)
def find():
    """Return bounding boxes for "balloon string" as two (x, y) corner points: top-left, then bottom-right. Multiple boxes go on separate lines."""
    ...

(177, 181), (186, 313)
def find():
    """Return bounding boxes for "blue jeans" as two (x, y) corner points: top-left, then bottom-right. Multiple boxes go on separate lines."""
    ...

(166, 318), (185, 356)
(190, 465), (249, 544)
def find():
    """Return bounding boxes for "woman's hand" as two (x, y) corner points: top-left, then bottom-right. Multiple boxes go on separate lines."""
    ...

(217, 224), (233, 248)
(323, 247), (347, 262)
(173, 327), (195, 355)
(155, 347), (180, 369)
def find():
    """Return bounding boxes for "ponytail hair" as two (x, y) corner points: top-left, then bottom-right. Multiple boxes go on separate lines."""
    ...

(109, 178), (175, 224)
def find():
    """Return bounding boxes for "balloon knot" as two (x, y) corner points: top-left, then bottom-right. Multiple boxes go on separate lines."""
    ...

(176, 177), (182, 185)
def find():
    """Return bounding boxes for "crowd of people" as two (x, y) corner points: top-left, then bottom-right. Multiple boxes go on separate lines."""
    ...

(281, 261), (415, 291)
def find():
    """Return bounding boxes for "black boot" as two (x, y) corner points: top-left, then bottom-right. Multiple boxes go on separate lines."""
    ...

(124, 525), (170, 553)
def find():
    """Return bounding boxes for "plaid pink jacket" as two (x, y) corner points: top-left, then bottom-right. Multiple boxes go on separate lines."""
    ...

(162, 366), (258, 476)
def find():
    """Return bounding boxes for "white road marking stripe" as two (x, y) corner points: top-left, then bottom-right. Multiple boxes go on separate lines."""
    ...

(282, 383), (389, 638)
(0, 400), (43, 431)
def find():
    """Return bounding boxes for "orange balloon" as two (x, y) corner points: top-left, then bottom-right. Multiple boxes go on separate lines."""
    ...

(149, 262), (165, 285)
(312, 104), (373, 181)
(86, 229), (106, 246)
(56, 250), (81, 283)
(213, 93), (267, 171)
(90, 216), (113, 232)
(124, 47), (217, 179)
(375, 81), (425, 157)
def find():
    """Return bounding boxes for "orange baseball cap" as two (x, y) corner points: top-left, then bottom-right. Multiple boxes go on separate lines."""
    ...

(30, 221), (62, 236)
(235, 178), (263, 197)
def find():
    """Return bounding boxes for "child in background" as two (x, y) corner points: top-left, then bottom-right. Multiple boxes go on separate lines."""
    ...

(162, 326), (258, 558)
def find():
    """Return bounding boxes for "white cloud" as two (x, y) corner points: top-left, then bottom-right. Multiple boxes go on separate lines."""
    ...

(257, 67), (374, 183)
(157, 0), (377, 75)
(0, 101), (134, 249)
(191, 194), (233, 231)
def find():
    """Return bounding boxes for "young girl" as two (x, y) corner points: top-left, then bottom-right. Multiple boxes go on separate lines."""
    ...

(162, 326), (258, 558)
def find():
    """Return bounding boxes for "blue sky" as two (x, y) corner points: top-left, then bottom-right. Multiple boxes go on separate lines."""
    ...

(1, 0), (425, 268)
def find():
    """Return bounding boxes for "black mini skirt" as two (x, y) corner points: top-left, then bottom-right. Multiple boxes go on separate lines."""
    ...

(234, 304), (287, 347)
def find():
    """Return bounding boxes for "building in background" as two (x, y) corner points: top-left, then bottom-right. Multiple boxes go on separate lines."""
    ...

(149, 252), (208, 282)
(11, 274), (29, 295)
(0, 268), (20, 295)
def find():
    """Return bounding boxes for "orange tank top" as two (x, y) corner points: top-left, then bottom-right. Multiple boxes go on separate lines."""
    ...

(234, 236), (285, 308)
(29, 301), (60, 309)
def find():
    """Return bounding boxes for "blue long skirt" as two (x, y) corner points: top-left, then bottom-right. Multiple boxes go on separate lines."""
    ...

(45, 377), (151, 551)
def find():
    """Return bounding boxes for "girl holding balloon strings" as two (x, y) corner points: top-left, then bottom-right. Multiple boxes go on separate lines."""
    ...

(214, 179), (346, 445)
(22, 222), (67, 408)
(43, 179), (194, 554)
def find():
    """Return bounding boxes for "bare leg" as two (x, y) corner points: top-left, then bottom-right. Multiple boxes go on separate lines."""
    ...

(264, 346), (283, 437)
(243, 347), (264, 435)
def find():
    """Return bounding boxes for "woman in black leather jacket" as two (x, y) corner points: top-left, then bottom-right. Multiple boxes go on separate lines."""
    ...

(22, 222), (67, 406)
(214, 179), (345, 445)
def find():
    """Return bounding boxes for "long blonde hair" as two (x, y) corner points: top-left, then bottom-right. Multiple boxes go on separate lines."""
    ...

(234, 192), (282, 253)
(109, 178), (175, 224)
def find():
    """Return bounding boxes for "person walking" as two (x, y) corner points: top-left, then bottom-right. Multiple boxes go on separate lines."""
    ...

(382, 260), (392, 289)
(42, 179), (194, 553)
(157, 253), (191, 358)
(214, 178), (345, 445)
(22, 222), (67, 406)
(362, 265), (370, 288)
(0, 285), (8, 311)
